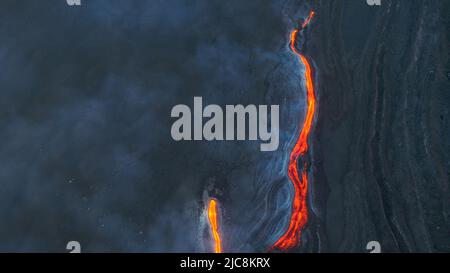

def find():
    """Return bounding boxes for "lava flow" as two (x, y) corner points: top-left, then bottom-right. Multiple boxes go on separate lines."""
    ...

(271, 10), (316, 251)
(207, 199), (222, 253)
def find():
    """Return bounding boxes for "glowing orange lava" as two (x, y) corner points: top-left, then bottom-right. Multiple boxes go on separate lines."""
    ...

(208, 199), (222, 253)
(271, 10), (316, 251)
(301, 11), (315, 29)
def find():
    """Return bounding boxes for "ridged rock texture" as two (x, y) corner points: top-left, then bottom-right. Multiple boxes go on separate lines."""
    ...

(301, 0), (450, 252)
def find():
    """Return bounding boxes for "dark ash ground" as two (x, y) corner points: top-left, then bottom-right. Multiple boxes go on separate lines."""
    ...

(0, 0), (448, 252)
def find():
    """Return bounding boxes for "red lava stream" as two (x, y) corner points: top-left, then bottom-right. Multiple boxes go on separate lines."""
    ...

(205, 11), (317, 253)
(271, 10), (317, 251)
